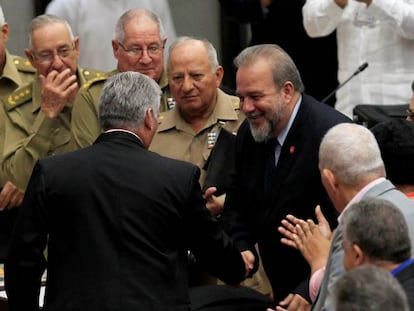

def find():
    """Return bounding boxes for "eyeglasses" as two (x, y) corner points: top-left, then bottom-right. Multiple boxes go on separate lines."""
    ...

(118, 42), (164, 58)
(32, 43), (75, 64)
(406, 108), (414, 119)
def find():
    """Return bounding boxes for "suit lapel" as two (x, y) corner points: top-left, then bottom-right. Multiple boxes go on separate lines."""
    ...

(266, 100), (308, 204)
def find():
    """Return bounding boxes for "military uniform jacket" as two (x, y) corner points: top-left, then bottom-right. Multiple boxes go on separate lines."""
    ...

(0, 51), (36, 186)
(71, 68), (171, 149)
(1, 67), (104, 190)
(0, 50), (35, 98)
(149, 88), (244, 187)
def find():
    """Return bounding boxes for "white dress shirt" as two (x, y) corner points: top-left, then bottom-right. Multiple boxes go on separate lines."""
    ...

(303, 0), (414, 118)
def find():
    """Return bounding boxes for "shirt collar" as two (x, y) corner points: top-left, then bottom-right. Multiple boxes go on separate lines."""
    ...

(157, 88), (239, 132)
(277, 95), (302, 146)
(338, 177), (386, 221)
(104, 128), (144, 144)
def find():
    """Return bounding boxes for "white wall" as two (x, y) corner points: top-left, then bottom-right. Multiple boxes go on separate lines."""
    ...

(0, 0), (34, 56)
(168, 0), (221, 62)
(0, 0), (222, 61)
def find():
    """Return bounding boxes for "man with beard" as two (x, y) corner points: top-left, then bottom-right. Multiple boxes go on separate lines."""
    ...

(220, 44), (351, 308)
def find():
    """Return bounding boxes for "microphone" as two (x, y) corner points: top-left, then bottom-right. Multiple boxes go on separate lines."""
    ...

(322, 62), (369, 103)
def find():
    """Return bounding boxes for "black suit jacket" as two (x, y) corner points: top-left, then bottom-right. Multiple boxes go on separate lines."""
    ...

(222, 94), (351, 302)
(395, 260), (414, 311)
(5, 131), (246, 311)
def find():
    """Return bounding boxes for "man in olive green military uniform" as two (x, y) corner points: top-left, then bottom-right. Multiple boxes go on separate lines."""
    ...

(0, 6), (37, 263)
(71, 8), (172, 149)
(149, 36), (272, 296)
(1, 14), (104, 192)
(149, 37), (243, 215)
(0, 5), (36, 210)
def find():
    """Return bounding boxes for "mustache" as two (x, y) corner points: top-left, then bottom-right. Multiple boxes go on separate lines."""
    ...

(245, 111), (263, 118)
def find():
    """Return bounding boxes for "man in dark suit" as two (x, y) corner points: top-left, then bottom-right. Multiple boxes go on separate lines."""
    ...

(4, 72), (251, 311)
(220, 44), (351, 307)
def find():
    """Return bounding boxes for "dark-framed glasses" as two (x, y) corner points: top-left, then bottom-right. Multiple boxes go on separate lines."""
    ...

(32, 43), (76, 65)
(118, 42), (164, 58)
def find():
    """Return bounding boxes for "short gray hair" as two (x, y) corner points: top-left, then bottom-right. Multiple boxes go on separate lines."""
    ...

(114, 9), (166, 43)
(99, 72), (161, 130)
(333, 265), (409, 311)
(342, 197), (411, 263)
(233, 44), (304, 92)
(168, 36), (219, 72)
(319, 123), (385, 186)
(28, 14), (74, 49)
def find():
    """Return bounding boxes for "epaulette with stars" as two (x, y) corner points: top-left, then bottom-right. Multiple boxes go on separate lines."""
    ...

(231, 96), (240, 110)
(12, 55), (35, 74)
(80, 69), (110, 90)
(4, 84), (32, 111)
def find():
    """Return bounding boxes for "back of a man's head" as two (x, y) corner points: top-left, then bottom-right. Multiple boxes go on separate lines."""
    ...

(99, 71), (161, 131)
(319, 123), (385, 187)
(371, 118), (414, 187)
(333, 265), (409, 311)
(342, 197), (411, 265)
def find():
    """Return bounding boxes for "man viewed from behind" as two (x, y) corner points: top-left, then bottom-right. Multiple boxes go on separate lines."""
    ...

(332, 265), (409, 311)
(340, 197), (414, 310)
(5, 71), (251, 311)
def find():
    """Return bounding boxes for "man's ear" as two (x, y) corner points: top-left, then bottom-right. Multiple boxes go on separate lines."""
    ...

(24, 49), (35, 67)
(215, 65), (224, 87)
(73, 36), (80, 56)
(144, 108), (157, 131)
(1, 23), (9, 43)
(352, 244), (365, 266)
(322, 168), (338, 192)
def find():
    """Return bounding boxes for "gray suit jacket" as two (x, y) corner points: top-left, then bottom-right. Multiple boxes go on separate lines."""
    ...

(312, 179), (414, 311)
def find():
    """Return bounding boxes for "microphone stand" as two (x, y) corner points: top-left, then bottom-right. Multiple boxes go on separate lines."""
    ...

(322, 62), (369, 103)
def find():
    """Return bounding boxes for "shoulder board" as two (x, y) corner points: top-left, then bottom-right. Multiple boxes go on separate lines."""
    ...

(12, 55), (36, 73)
(80, 69), (109, 90)
(231, 96), (240, 110)
(157, 111), (168, 124)
(4, 84), (32, 111)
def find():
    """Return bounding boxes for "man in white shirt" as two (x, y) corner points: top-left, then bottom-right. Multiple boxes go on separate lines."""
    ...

(303, 0), (414, 118)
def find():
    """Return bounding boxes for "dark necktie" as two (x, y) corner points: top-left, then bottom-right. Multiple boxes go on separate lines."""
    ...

(264, 138), (279, 195)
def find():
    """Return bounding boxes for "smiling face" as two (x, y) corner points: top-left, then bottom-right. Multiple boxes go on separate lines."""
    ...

(113, 14), (165, 82)
(236, 58), (289, 142)
(168, 40), (223, 117)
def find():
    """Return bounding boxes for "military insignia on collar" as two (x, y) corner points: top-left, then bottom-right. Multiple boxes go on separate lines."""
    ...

(207, 131), (217, 149)
(167, 97), (176, 110)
